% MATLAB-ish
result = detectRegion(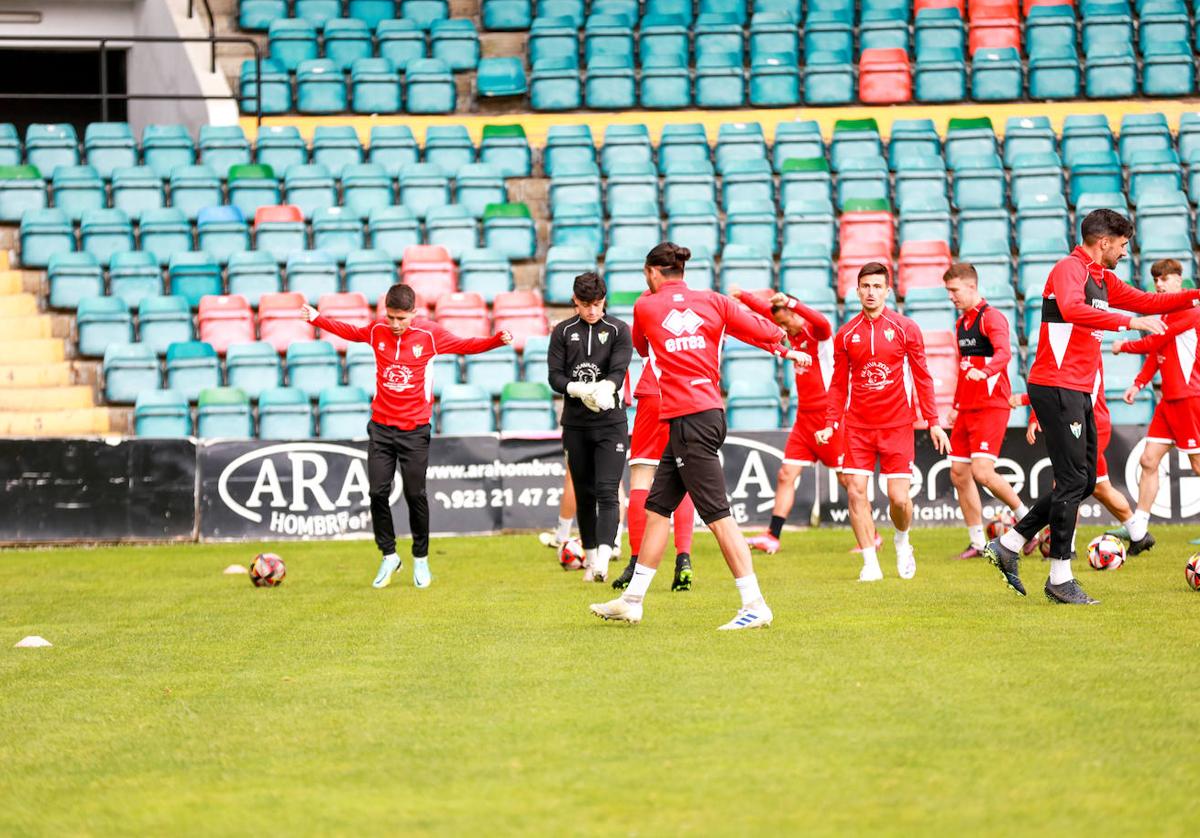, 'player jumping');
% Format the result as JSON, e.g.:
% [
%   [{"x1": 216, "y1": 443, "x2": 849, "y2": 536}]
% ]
[
  {"x1": 303, "y1": 284, "x2": 512, "y2": 589},
  {"x1": 941, "y1": 262, "x2": 1029, "y2": 559},
  {"x1": 817, "y1": 262, "x2": 950, "y2": 581}
]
